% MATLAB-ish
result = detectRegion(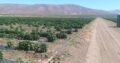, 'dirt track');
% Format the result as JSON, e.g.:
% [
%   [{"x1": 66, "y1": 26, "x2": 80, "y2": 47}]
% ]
[
  {"x1": 86, "y1": 18, "x2": 120, "y2": 63},
  {"x1": 64, "y1": 18, "x2": 120, "y2": 63},
  {"x1": 47, "y1": 17, "x2": 120, "y2": 63}
]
